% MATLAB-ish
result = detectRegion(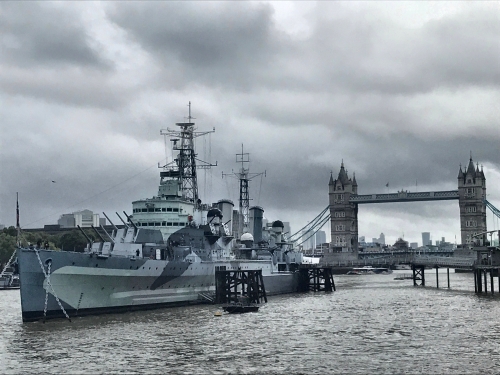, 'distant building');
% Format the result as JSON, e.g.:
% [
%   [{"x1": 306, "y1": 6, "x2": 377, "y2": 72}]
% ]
[
  {"x1": 315, "y1": 230, "x2": 326, "y2": 246},
  {"x1": 422, "y1": 232, "x2": 431, "y2": 247},
  {"x1": 393, "y1": 238, "x2": 409, "y2": 251},
  {"x1": 371, "y1": 233, "x2": 385, "y2": 245},
  {"x1": 410, "y1": 242, "x2": 418, "y2": 249},
  {"x1": 301, "y1": 230, "x2": 314, "y2": 251},
  {"x1": 57, "y1": 209, "x2": 105, "y2": 228}
]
